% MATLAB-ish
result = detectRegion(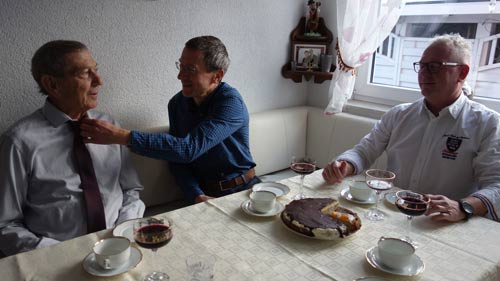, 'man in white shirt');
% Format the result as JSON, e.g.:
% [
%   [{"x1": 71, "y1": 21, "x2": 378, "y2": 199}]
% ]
[
  {"x1": 323, "y1": 34, "x2": 500, "y2": 223},
  {"x1": 0, "y1": 40, "x2": 145, "y2": 257}
]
